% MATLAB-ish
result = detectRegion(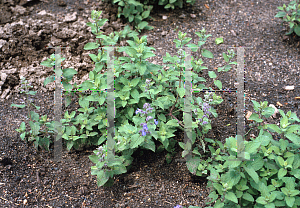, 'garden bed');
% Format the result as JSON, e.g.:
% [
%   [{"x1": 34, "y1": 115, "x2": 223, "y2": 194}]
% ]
[{"x1": 0, "y1": 0, "x2": 300, "y2": 207}]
